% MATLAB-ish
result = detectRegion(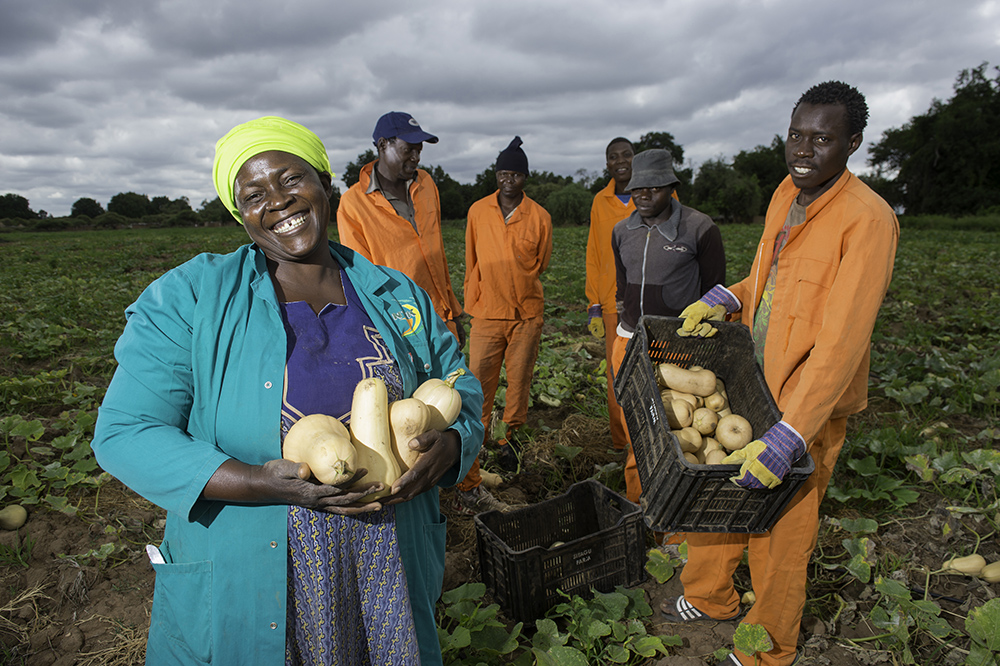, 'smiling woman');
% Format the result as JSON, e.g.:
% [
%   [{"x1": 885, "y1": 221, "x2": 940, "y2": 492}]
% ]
[{"x1": 90, "y1": 116, "x2": 484, "y2": 665}]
